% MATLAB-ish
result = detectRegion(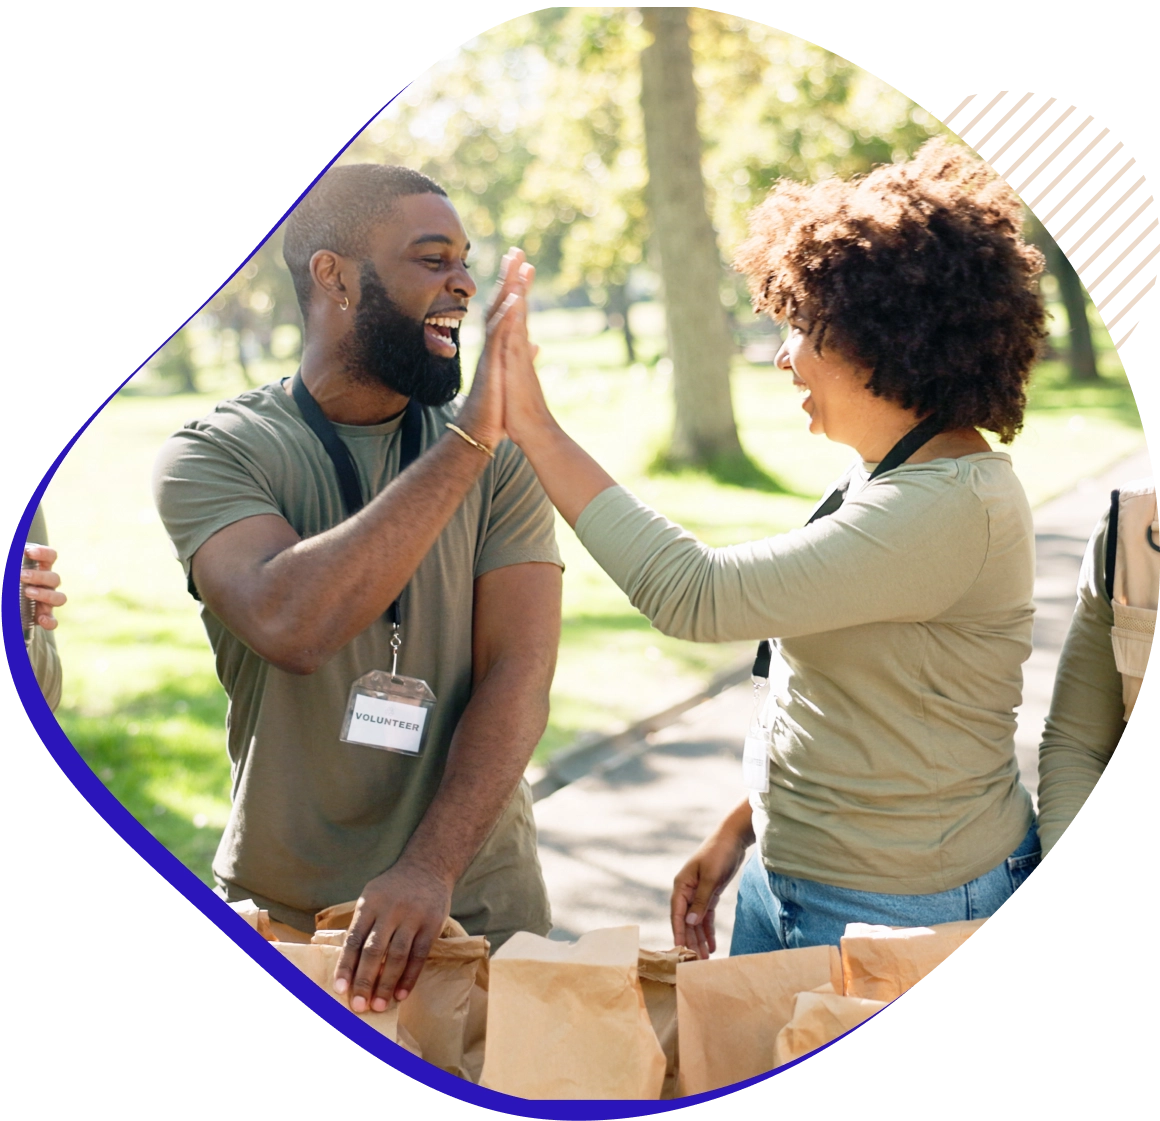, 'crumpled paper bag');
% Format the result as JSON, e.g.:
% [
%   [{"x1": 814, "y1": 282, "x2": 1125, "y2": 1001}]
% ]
[
  {"x1": 227, "y1": 900, "x2": 417, "y2": 1058},
  {"x1": 272, "y1": 941, "x2": 415, "y2": 1050},
  {"x1": 638, "y1": 947, "x2": 697, "y2": 1099},
  {"x1": 676, "y1": 945, "x2": 841, "y2": 1095},
  {"x1": 841, "y1": 919, "x2": 986, "y2": 1001},
  {"x1": 773, "y1": 985, "x2": 887, "y2": 1067},
  {"x1": 480, "y1": 926, "x2": 666, "y2": 1100},
  {"x1": 310, "y1": 905, "x2": 487, "y2": 1078},
  {"x1": 229, "y1": 897, "x2": 314, "y2": 943}
]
